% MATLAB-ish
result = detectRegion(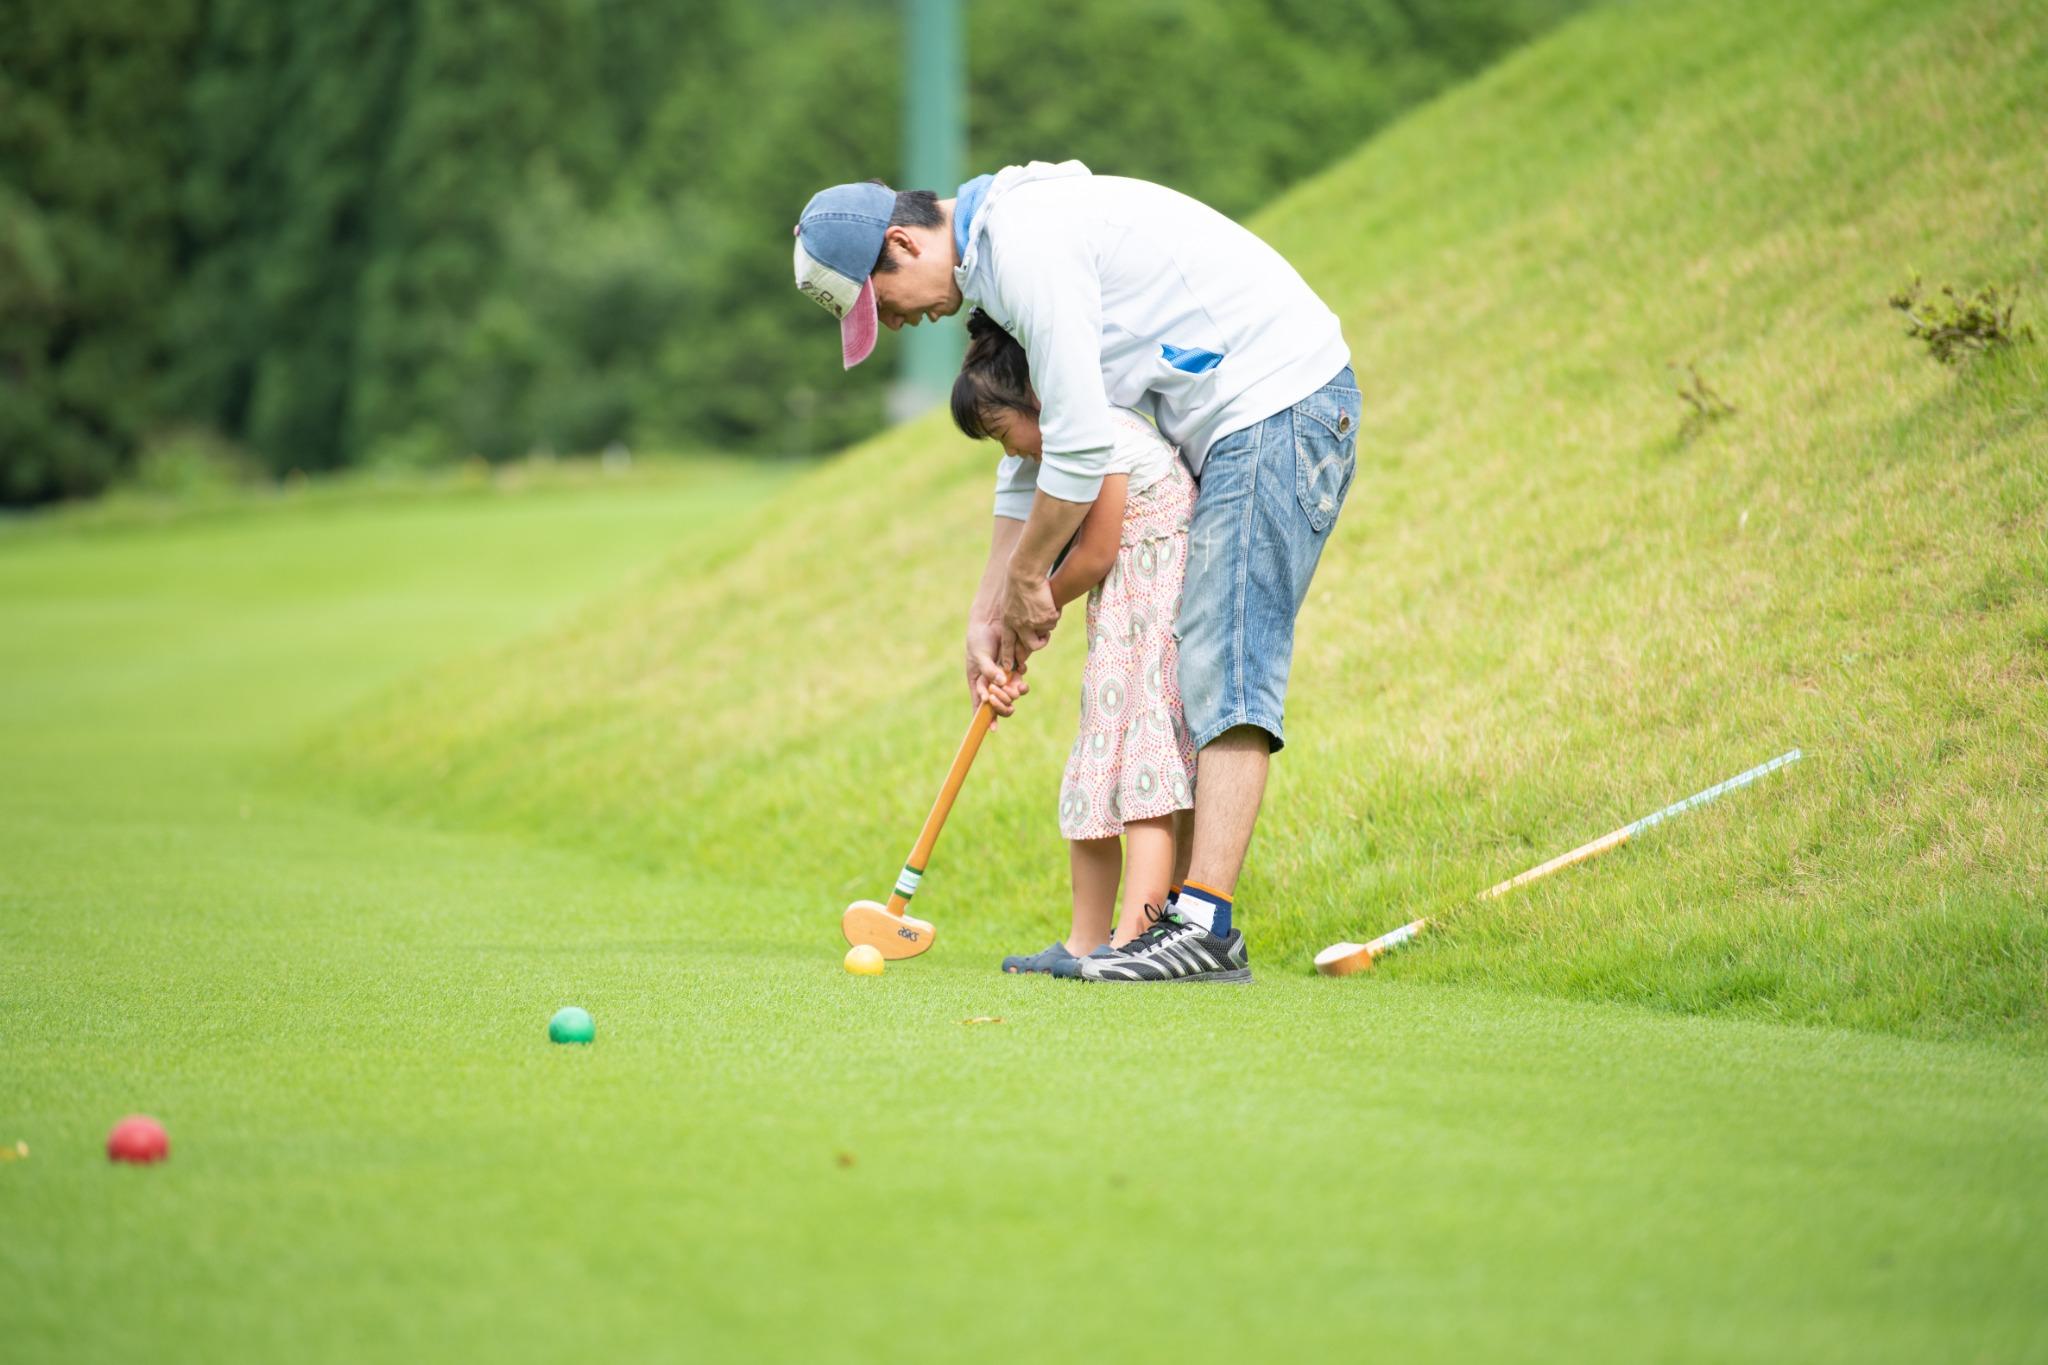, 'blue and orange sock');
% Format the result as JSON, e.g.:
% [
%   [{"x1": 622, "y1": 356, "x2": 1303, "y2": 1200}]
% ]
[{"x1": 1177, "y1": 881, "x2": 1232, "y2": 938}]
